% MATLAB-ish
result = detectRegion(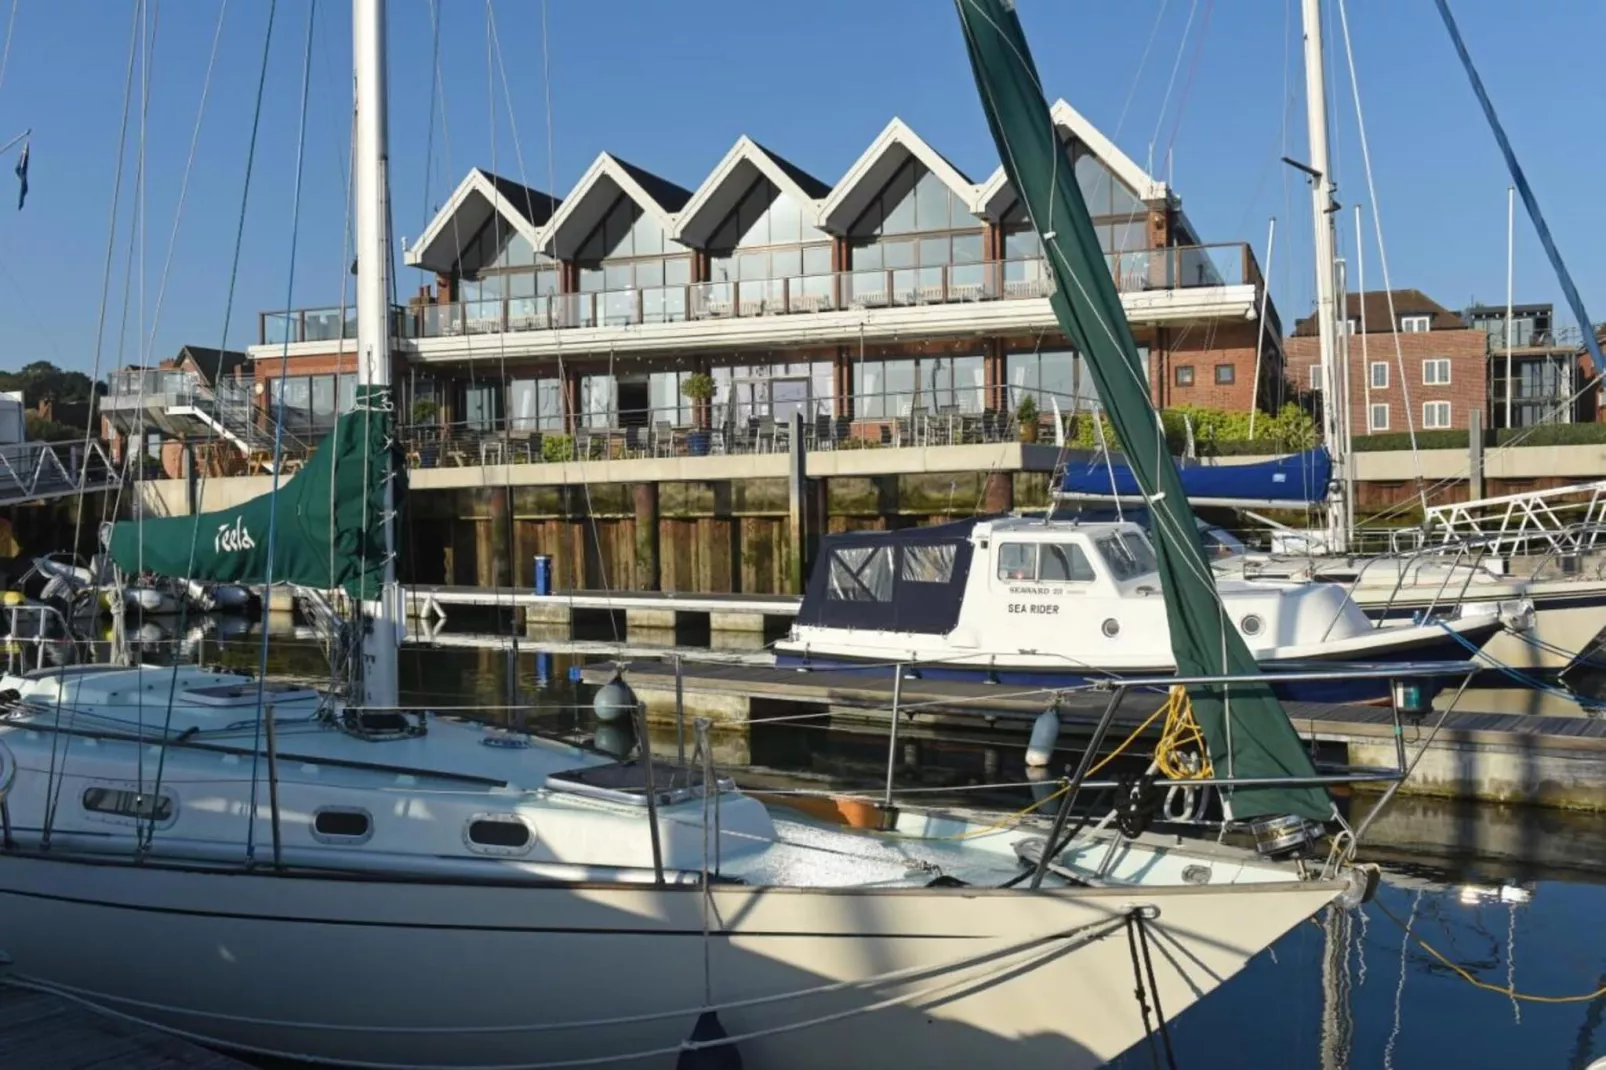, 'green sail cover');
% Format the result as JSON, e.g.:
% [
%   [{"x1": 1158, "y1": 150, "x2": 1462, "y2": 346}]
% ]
[
  {"x1": 955, "y1": 0, "x2": 1329, "y2": 821},
  {"x1": 108, "y1": 395, "x2": 400, "y2": 601}
]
